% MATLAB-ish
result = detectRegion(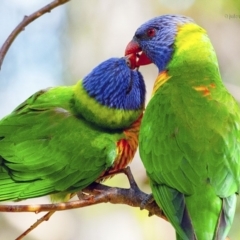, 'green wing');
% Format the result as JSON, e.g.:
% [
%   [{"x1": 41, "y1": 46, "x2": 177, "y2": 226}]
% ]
[
  {"x1": 140, "y1": 78, "x2": 240, "y2": 239},
  {"x1": 0, "y1": 86, "x2": 119, "y2": 201}
]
